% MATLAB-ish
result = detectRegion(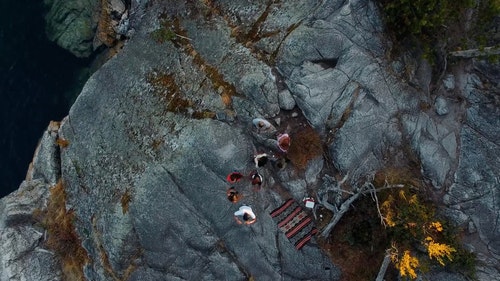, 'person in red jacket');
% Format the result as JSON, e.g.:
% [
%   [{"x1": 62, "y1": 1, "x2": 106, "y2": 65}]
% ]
[{"x1": 226, "y1": 171, "x2": 244, "y2": 183}]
